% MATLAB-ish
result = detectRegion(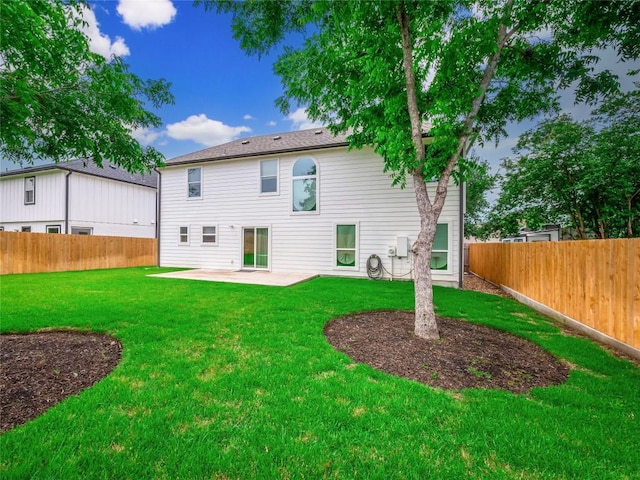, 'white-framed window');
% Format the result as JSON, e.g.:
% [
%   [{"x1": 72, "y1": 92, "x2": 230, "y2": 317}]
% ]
[
  {"x1": 202, "y1": 226, "x2": 217, "y2": 245},
  {"x1": 430, "y1": 223, "x2": 450, "y2": 272},
  {"x1": 335, "y1": 223, "x2": 358, "y2": 269},
  {"x1": 24, "y1": 176, "x2": 35, "y2": 205},
  {"x1": 21, "y1": 226, "x2": 31, "y2": 232},
  {"x1": 0, "y1": 227, "x2": 4, "y2": 231},
  {"x1": 46, "y1": 225, "x2": 61, "y2": 234},
  {"x1": 260, "y1": 159, "x2": 278, "y2": 194},
  {"x1": 292, "y1": 157, "x2": 317, "y2": 213},
  {"x1": 71, "y1": 227, "x2": 92, "y2": 235},
  {"x1": 179, "y1": 226, "x2": 189, "y2": 244},
  {"x1": 187, "y1": 167, "x2": 202, "y2": 198}
]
